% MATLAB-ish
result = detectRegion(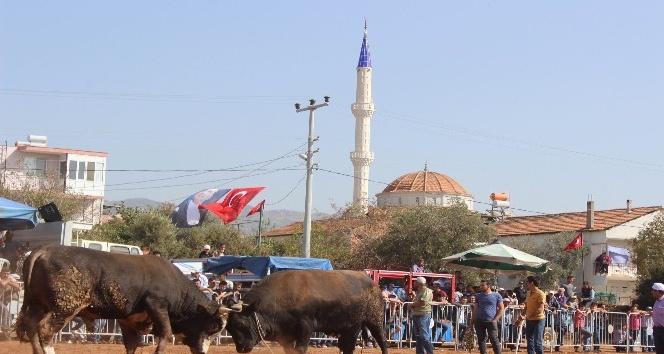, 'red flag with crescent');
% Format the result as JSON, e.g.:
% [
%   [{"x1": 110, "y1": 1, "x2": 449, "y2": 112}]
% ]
[
  {"x1": 199, "y1": 187, "x2": 265, "y2": 224},
  {"x1": 246, "y1": 199, "x2": 265, "y2": 217},
  {"x1": 564, "y1": 233, "x2": 583, "y2": 251}
]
